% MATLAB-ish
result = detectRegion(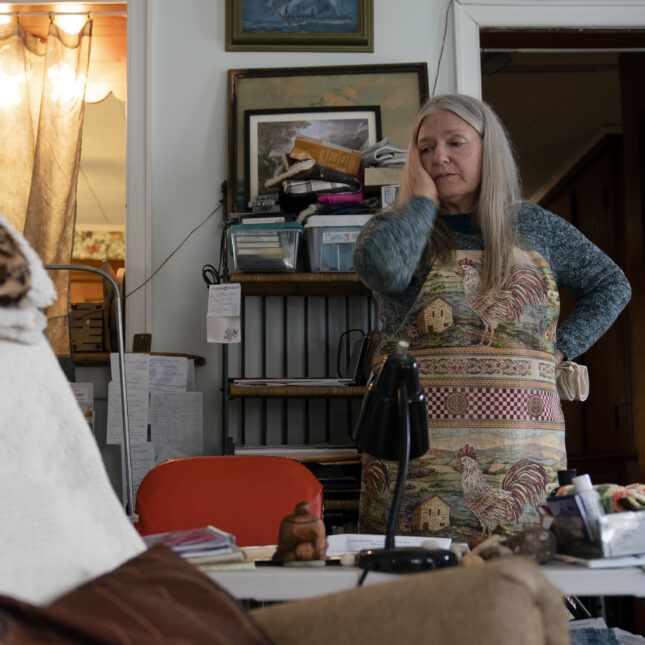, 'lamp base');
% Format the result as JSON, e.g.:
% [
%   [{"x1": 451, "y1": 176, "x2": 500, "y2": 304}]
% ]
[{"x1": 357, "y1": 547, "x2": 457, "y2": 574}]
